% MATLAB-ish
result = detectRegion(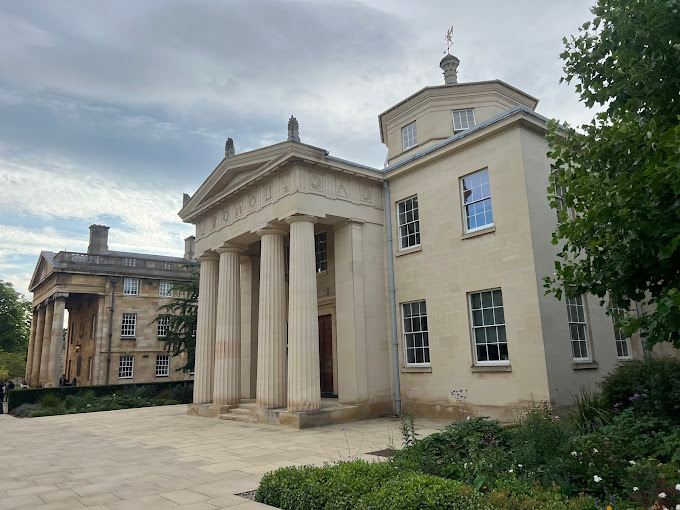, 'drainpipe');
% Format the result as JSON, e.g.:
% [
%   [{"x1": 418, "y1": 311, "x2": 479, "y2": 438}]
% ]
[
  {"x1": 105, "y1": 278, "x2": 118, "y2": 384},
  {"x1": 383, "y1": 181, "x2": 402, "y2": 415}
]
